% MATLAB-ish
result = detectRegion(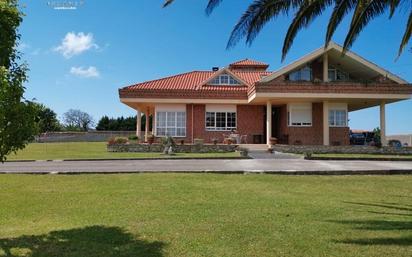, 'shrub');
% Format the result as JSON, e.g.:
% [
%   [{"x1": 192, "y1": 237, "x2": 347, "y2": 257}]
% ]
[
  {"x1": 304, "y1": 151, "x2": 313, "y2": 159},
  {"x1": 161, "y1": 136, "x2": 176, "y2": 147},
  {"x1": 238, "y1": 147, "x2": 249, "y2": 157},
  {"x1": 128, "y1": 135, "x2": 138, "y2": 141},
  {"x1": 108, "y1": 137, "x2": 129, "y2": 145},
  {"x1": 107, "y1": 137, "x2": 116, "y2": 145},
  {"x1": 211, "y1": 138, "x2": 219, "y2": 145}
]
